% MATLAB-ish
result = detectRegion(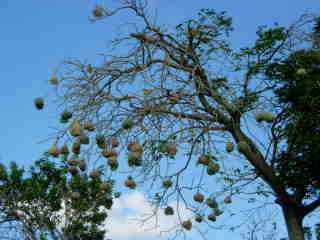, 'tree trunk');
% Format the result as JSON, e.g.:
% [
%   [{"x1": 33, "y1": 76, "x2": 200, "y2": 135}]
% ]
[{"x1": 282, "y1": 206, "x2": 305, "y2": 240}]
